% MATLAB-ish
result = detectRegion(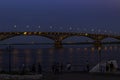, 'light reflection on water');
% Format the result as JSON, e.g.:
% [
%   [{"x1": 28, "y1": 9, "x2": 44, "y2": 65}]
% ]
[{"x1": 0, "y1": 44, "x2": 119, "y2": 71}]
